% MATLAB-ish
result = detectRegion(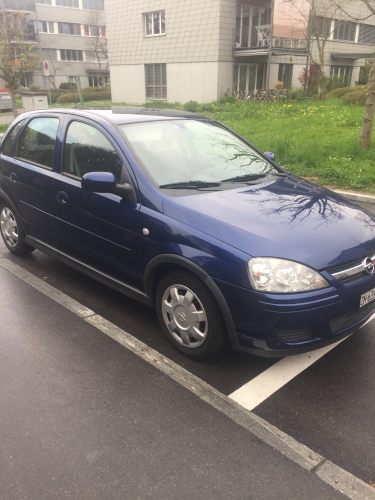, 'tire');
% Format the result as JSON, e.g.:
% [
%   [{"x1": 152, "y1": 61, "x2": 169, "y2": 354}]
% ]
[
  {"x1": 156, "y1": 270, "x2": 227, "y2": 359},
  {"x1": 0, "y1": 202, "x2": 34, "y2": 256}
]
